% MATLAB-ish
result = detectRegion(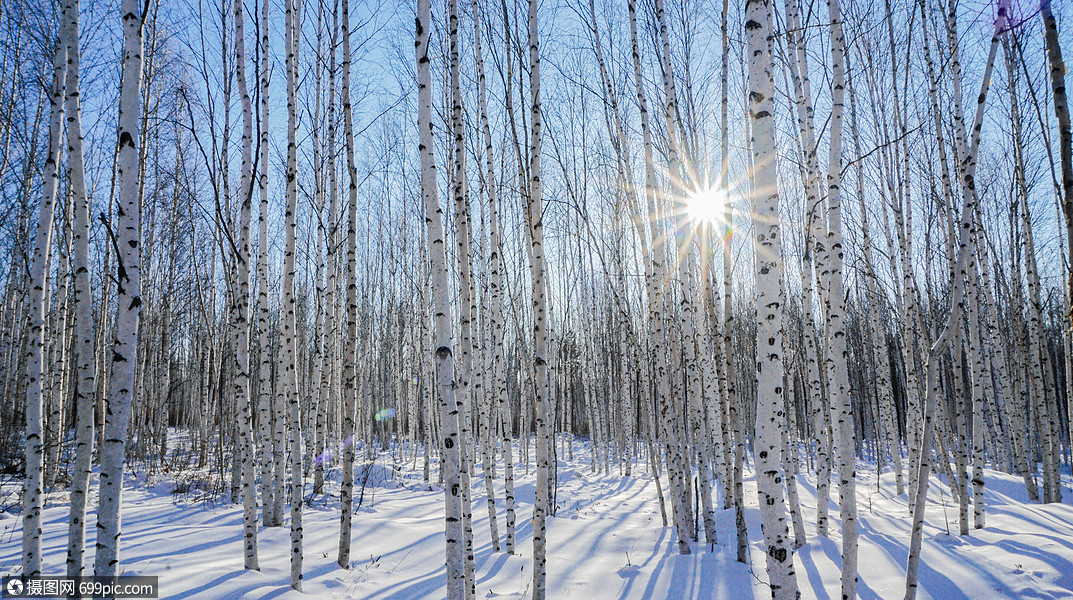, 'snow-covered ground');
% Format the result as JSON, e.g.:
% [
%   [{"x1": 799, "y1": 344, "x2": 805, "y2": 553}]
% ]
[{"x1": 1, "y1": 442, "x2": 1071, "y2": 599}]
